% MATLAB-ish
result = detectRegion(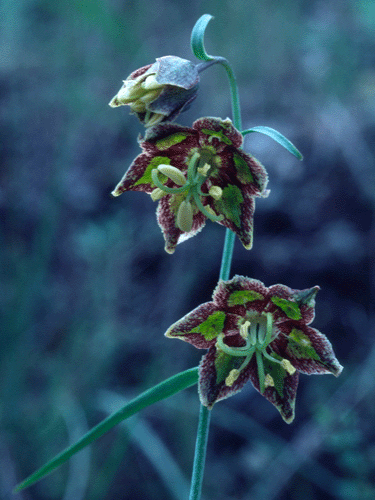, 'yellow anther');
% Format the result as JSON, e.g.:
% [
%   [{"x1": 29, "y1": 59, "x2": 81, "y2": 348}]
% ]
[
  {"x1": 264, "y1": 374, "x2": 274, "y2": 388},
  {"x1": 208, "y1": 186, "x2": 223, "y2": 200},
  {"x1": 157, "y1": 165, "x2": 186, "y2": 186},
  {"x1": 150, "y1": 188, "x2": 167, "y2": 201},
  {"x1": 197, "y1": 163, "x2": 211, "y2": 176},
  {"x1": 240, "y1": 320, "x2": 250, "y2": 339},
  {"x1": 225, "y1": 369, "x2": 240, "y2": 387},
  {"x1": 281, "y1": 359, "x2": 296, "y2": 375},
  {"x1": 204, "y1": 205, "x2": 222, "y2": 219},
  {"x1": 176, "y1": 200, "x2": 193, "y2": 232}
]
